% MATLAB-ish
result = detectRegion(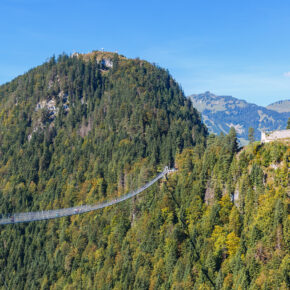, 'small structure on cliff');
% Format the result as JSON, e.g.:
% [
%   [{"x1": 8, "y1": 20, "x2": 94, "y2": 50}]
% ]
[{"x1": 261, "y1": 129, "x2": 290, "y2": 143}]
